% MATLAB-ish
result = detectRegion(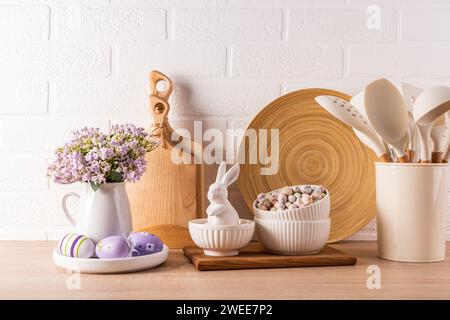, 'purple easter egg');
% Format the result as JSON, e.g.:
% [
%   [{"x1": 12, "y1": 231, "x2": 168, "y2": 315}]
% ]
[
  {"x1": 128, "y1": 232, "x2": 163, "y2": 256},
  {"x1": 58, "y1": 233, "x2": 95, "y2": 258},
  {"x1": 95, "y1": 236, "x2": 131, "y2": 259}
]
